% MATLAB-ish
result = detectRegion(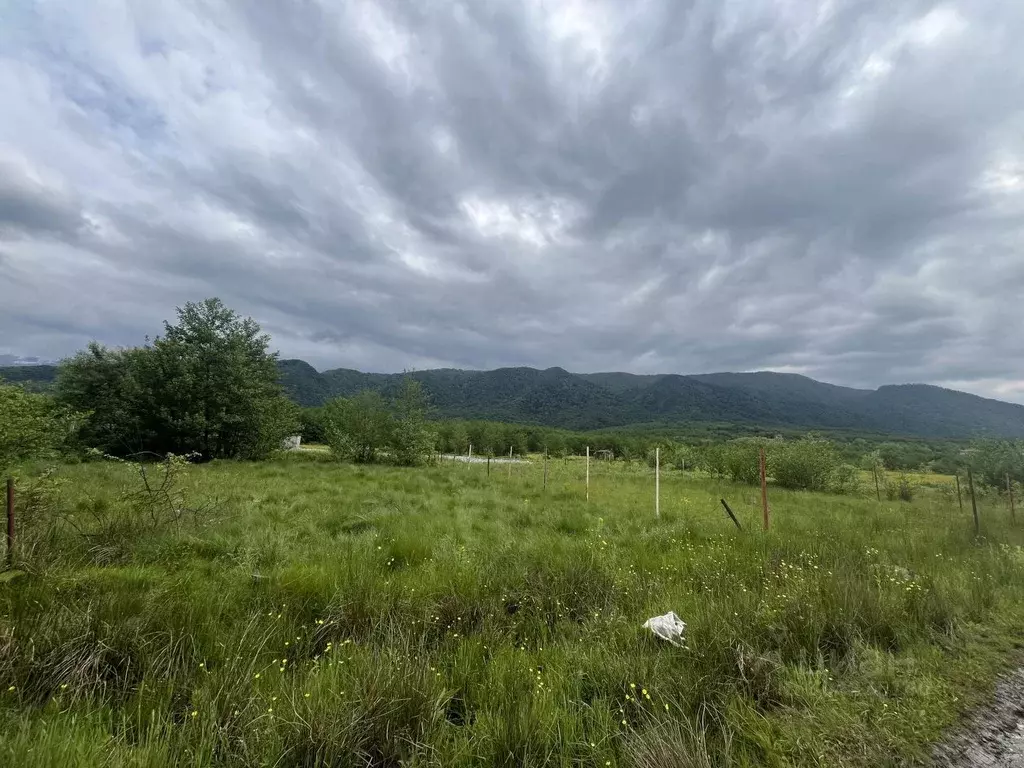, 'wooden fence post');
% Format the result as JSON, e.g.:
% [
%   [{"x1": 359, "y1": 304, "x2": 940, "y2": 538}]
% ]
[
  {"x1": 5, "y1": 478, "x2": 13, "y2": 570},
  {"x1": 955, "y1": 475, "x2": 963, "y2": 514},
  {"x1": 759, "y1": 447, "x2": 770, "y2": 531},
  {"x1": 968, "y1": 468, "x2": 980, "y2": 536},
  {"x1": 487, "y1": 455, "x2": 491, "y2": 476},
  {"x1": 720, "y1": 499, "x2": 742, "y2": 530},
  {"x1": 873, "y1": 467, "x2": 881, "y2": 502},
  {"x1": 543, "y1": 450, "x2": 548, "y2": 491},
  {"x1": 508, "y1": 446, "x2": 513, "y2": 479}
]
